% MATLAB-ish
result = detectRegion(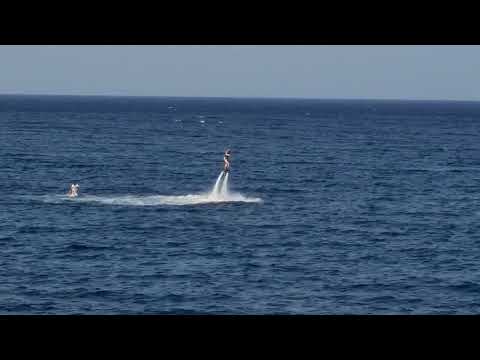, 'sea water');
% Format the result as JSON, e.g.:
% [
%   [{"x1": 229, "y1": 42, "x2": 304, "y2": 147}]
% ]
[{"x1": 2, "y1": 95, "x2": 480, "y2": 314}]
